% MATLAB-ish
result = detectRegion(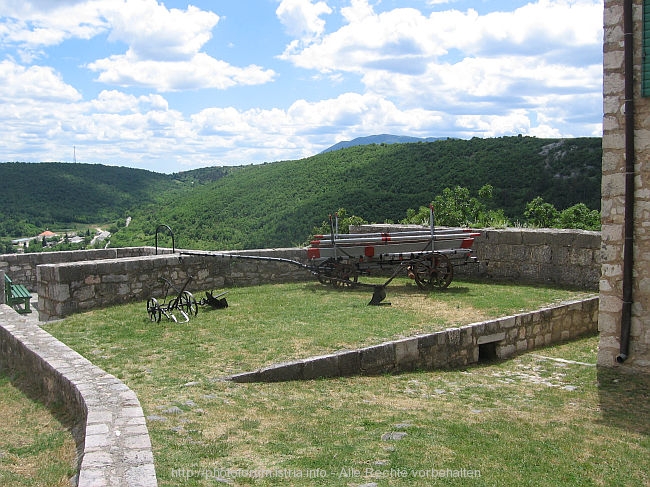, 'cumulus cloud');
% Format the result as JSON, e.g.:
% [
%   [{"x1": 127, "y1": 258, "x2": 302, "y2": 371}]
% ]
[
  {"x1": 0, "y1": 0, "x2": 109, "y2": 62},
  {"x1": 277, "y1": 0, "x2": 602, "y2": 140},
  {"x1": 1, "y1": 0, "x2": 277, "y2": 92},
  {"x1": 88, "y1": 52, "x2": 276, "y2": 92},
  {"x1": 276, "y1": 0, "x2": 332, "y2": 41},
  {"x1": 103, "y1": 2, "x2": 219, "y2": 62},
  {"x1": 87, "y1": 0, "x2": 277, "y2": 91},
  {"x1": 0, "y1": 59, "x2": 81, "y2": 101},
  {"x1": 281, "y1": 0, "x2": 601, "y2": 72}
]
